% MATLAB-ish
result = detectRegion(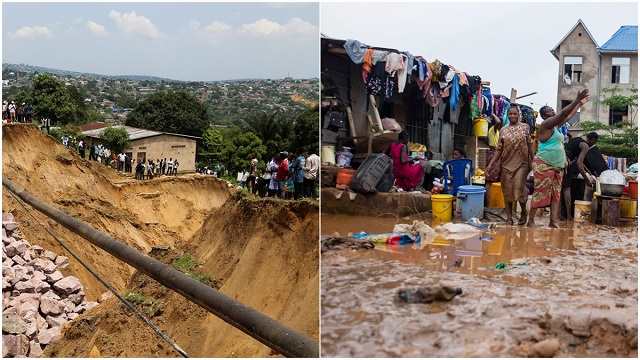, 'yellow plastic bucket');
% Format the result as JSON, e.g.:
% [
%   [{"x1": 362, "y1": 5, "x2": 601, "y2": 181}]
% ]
[
  {"x1": 431, "y1": 194, "x2": 454, "y2": 222},
  {"x1": 574, "y1": 200, "x2": 591, "y2": 222},
  {"x1": 473, "y1": 117, "x2": 489, "y2": 137},
  {"x1": 620, "y1": 198, "x2": 637, "y2": 218},
  {"x1": 487, "y1": 182, "x2": 505, "y2": 209}
]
